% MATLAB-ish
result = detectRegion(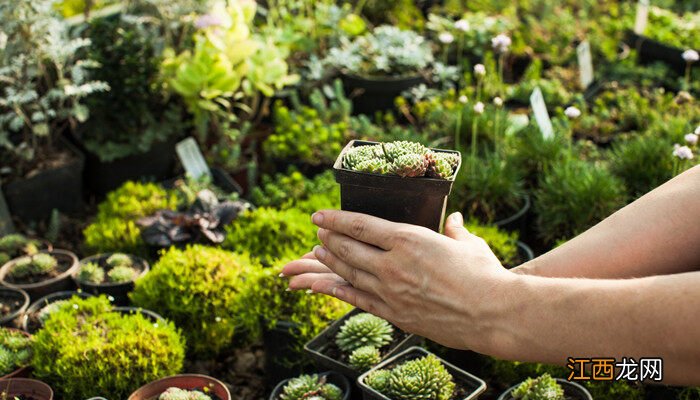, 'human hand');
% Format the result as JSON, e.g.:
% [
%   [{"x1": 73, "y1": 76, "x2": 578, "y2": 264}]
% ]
[{"x1": 281, "y1": 210, "x2": 517, "y2": 351}]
